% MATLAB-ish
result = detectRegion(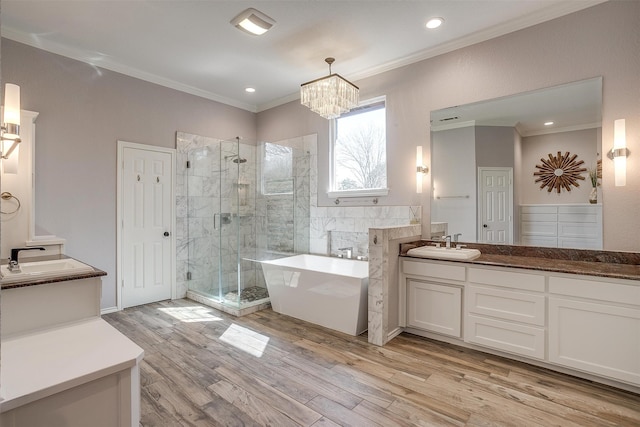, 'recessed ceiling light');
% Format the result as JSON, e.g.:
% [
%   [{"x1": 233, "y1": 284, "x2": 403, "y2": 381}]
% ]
[
  {"x1": 426, "y1": 17, "x2": 444, "y2": 29},
  {"x1": 230, "y1": 8, "x2": 275, "y2": 36},
  {"x1": 544, "y1": 121, "x2": 554, "y2": 126},
  {"x1": 245, "y1": 87, "x2": 256, "y2": 93}
]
